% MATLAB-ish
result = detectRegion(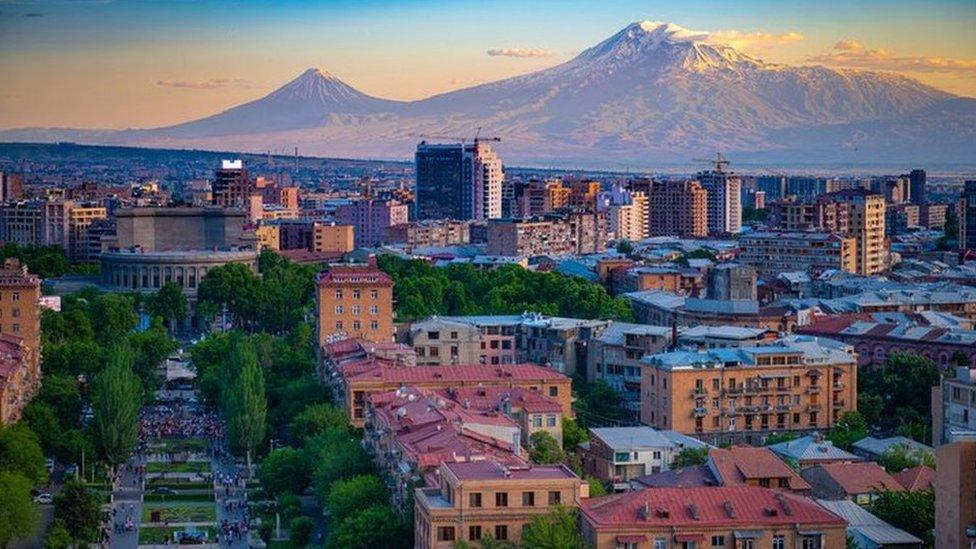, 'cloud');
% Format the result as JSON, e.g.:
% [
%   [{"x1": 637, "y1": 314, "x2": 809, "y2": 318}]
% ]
[
  {"x1": 155, "y1": 78, "x2": 257, "y2": 90},
  {"x1": 705, "y1": 30, "x2": 805, "y2": 52},
  {"x1": 487, "y1": 47, "x2": 553, "y2": 58},
  {"x1": 808, "y1": 41, "x2": 976, "y2": 74}
]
